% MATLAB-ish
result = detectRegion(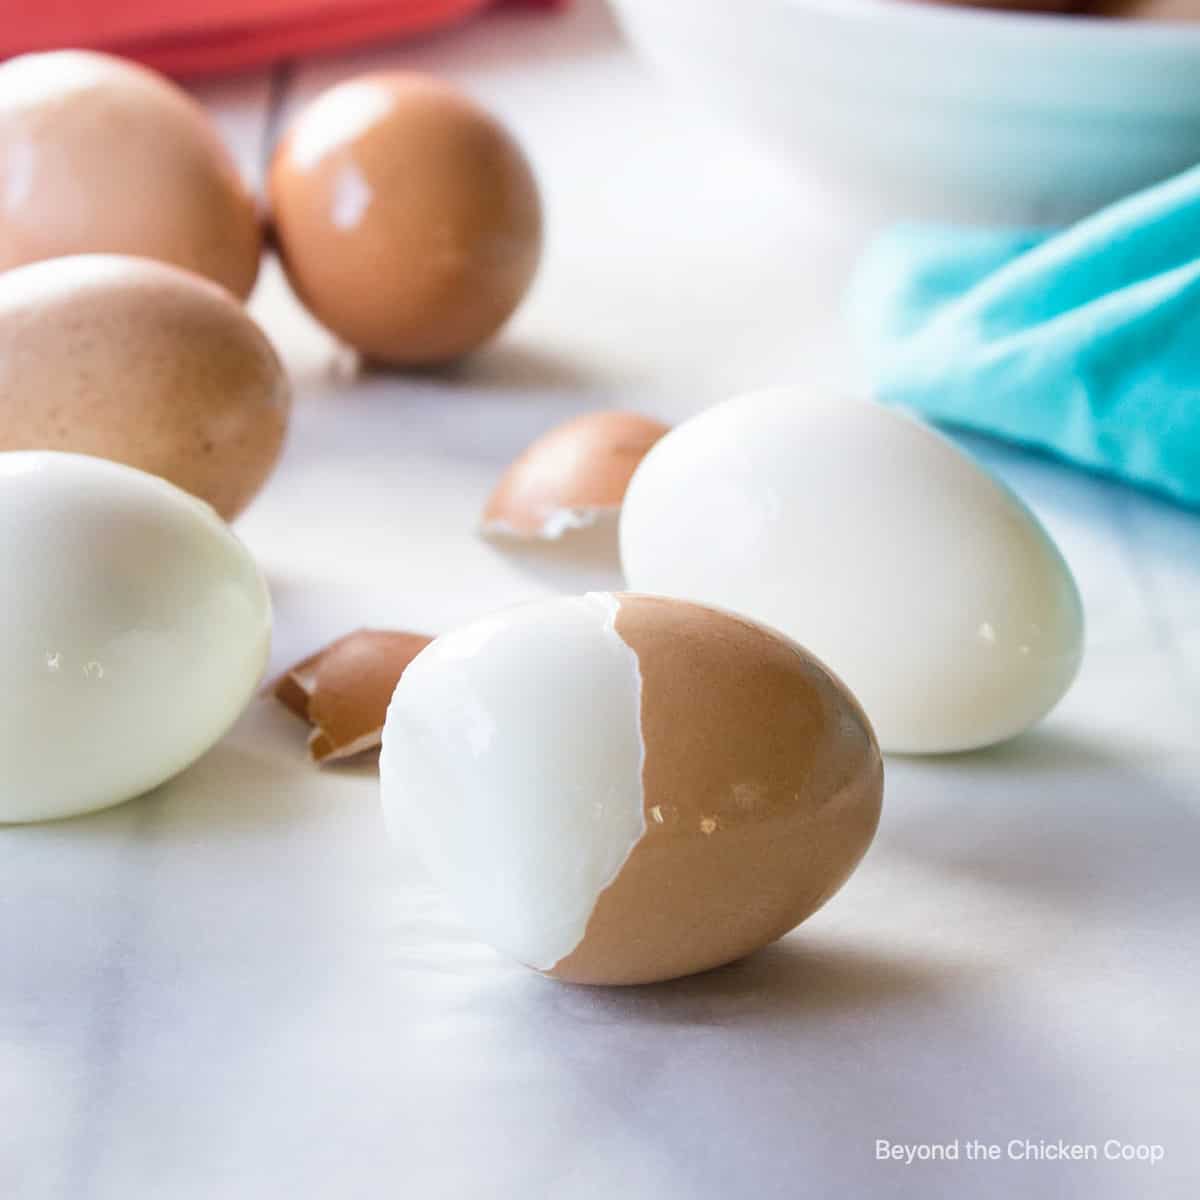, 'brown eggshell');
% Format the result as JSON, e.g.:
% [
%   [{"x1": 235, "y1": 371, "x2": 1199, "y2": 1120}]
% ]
[
  {"x1": 275, "y1": 629, "x2": 433, "y2": 764},
  {"x1": 268, "y1": 72, "x2": 542, "y2": 366},
  {"x1": 0, "y1": 51, "x2": 261, "y2": 297},
  {"x1": 0, "y1": 254, "x2": 290, "y2": 521},
  {"x1": 1094, "y1": 0, "x2": 1199, "y2": 18},
  {"x1": 919, "y1": 0, "x2": 1089, "y2": 11},
  {"x1": 548, "y1": 595, "x2": 883, "y2": 986},
  {"x1": 483, "y1": 411, "x2": 670, "y2": 539}
]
